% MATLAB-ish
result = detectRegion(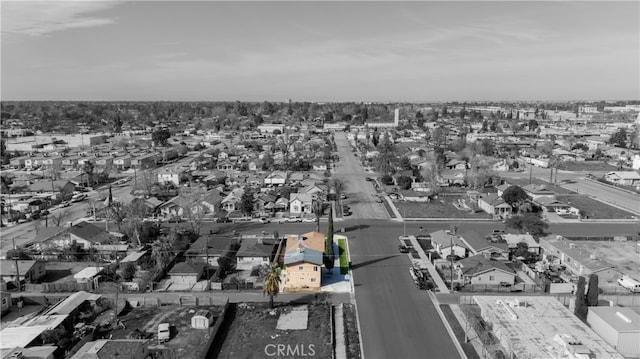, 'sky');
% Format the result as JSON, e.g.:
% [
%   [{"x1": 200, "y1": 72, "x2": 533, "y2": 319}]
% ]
[{"x1": 1, "y1": 1, "x2": 639, "y2": 102}]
